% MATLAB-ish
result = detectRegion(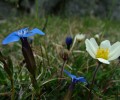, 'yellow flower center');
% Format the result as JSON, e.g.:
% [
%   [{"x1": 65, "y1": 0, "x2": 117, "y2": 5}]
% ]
[{"x1": 96, "y1": 48, "x2": 109, "y2": 60}]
